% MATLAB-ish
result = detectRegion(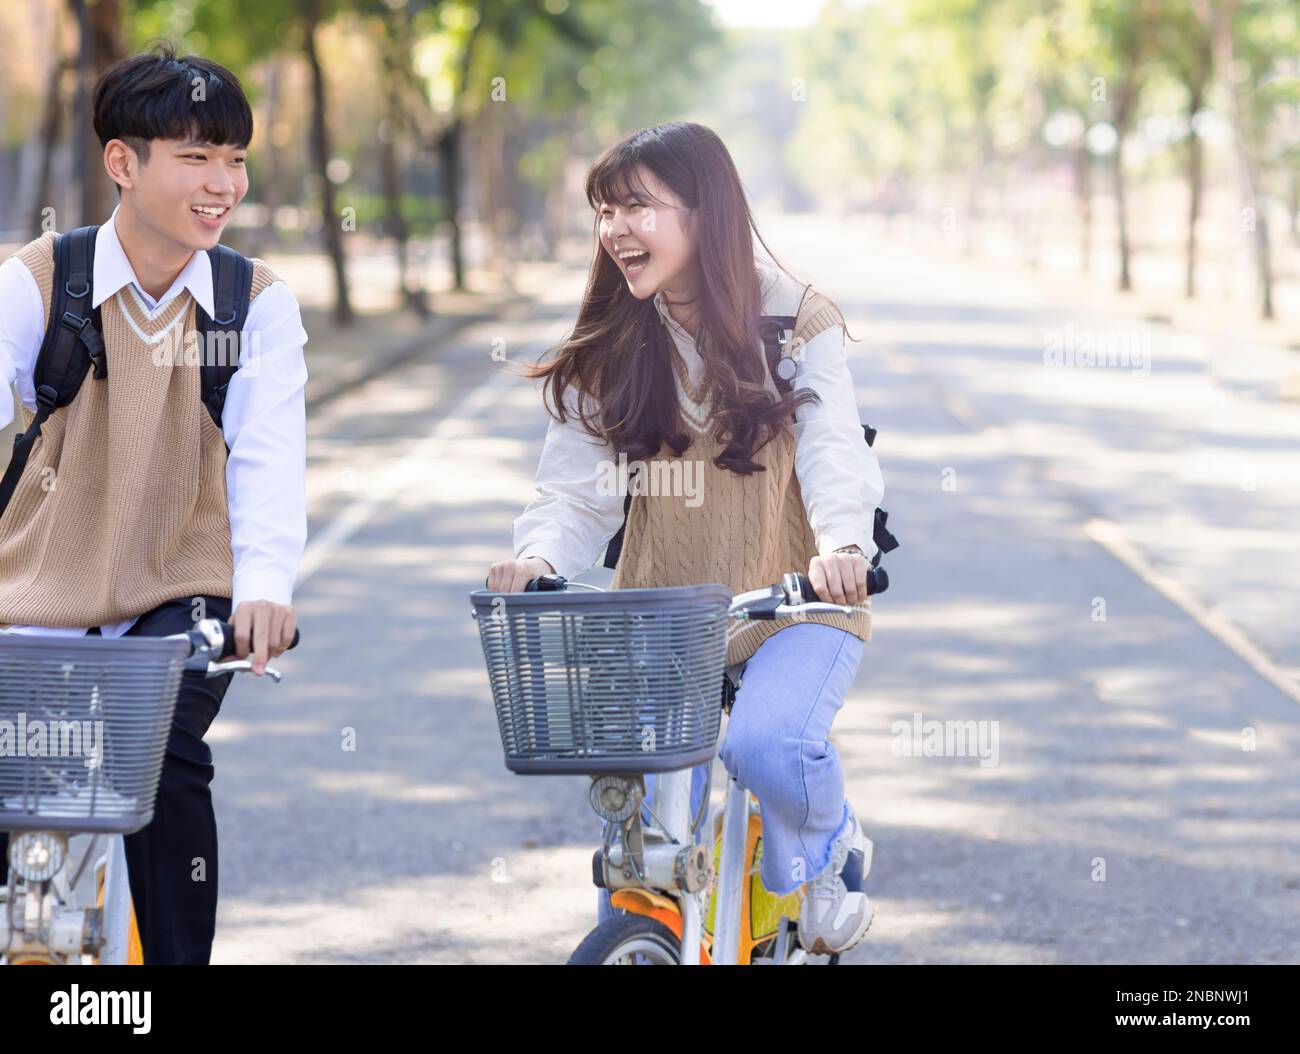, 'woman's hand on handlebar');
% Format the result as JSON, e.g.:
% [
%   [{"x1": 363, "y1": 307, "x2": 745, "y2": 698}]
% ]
[
  {"x1": 808, "y1": 550, "x2": 869, "y2": 606},
  {"x1": 486, "y1": 555, "x2": 555, "y2": 593}
]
